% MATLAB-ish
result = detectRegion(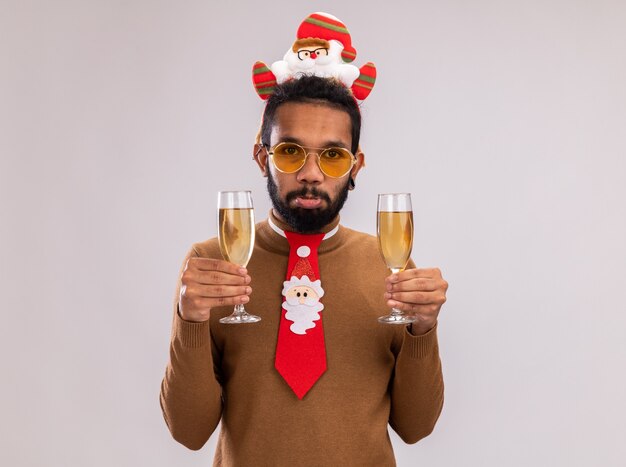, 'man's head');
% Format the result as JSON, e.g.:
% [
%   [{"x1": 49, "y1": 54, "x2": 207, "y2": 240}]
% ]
[
  {"x1": 254, "y1": 76, "x2": 365, "y2": 233},
  {"x1": 259, "y1": 75, "x2": 361, "y2": 154}
]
